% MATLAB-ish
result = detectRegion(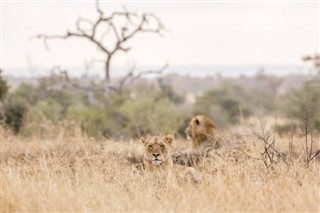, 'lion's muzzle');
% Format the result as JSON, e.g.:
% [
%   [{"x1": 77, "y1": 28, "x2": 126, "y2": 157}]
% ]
[{"x1": 152, "y1": 154, "x2": 162, "y2": 165}]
